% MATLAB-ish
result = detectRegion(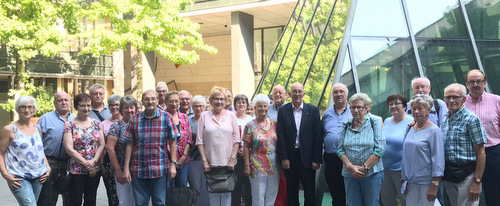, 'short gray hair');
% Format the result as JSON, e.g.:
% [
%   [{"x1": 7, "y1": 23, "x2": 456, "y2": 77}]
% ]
[
  {"x1": 444, "y1": 83, "x2": 467, "y2": 97},
  {"x1": 253, "y1": 94, "x2": 271, "y2": 105},
  {"x1": 179, "y1": 90, "x2": 192, "y2": 98},
  {"x1": 89, "y1": 83, "x2": 105, "y2": 94},
  {"x1": 156, "y1": 81, "x2": 168, "y2": 90},
  {"x1": 409, "y1": 94, "x2": 434, "y2": 111},
  {"x1": 349, "y1": 93, "x2": 369, "y2": 107},
  {"x1": 108, "y1": 94, "x2": 122, "y2": 105},
  {"x1": 248, "y1": 100, "x2": 255, "y2": 107},
  {"x1": 15, "y1": 96, "x2": 38, "y2": 113},
  {"x1": 411, "y1": 77, "x2": 431, "y2": 88},
  {"x1": 192, "y1": 95, "x2": 206, "y2": 107}
]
